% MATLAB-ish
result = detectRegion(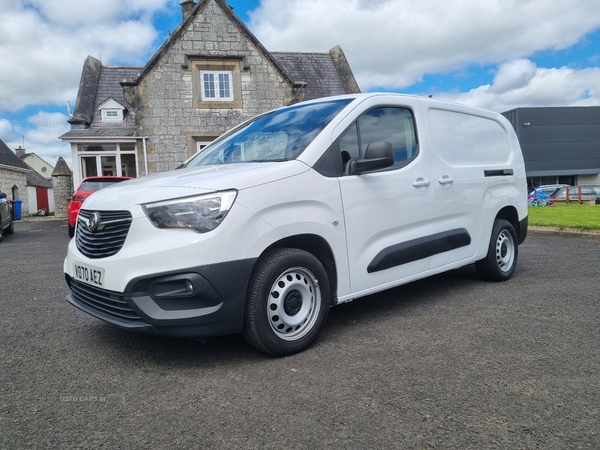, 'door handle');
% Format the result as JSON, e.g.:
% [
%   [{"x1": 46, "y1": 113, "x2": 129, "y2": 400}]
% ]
[
  {"x1": 438, "y1": 176, "x2": 454, "y2": 185},
  {"x1": 412, "y1": 178, "x2": 430, "y2": 188}
]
